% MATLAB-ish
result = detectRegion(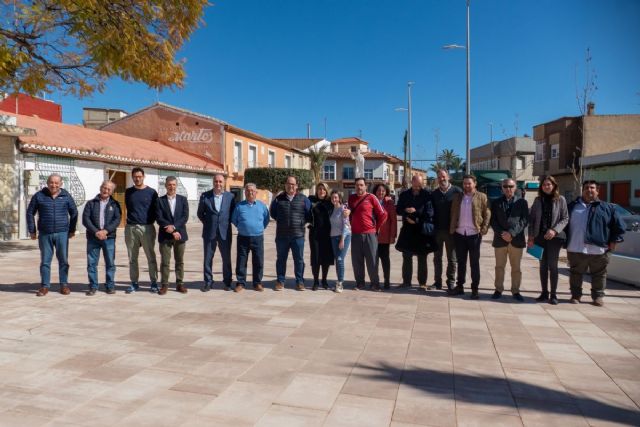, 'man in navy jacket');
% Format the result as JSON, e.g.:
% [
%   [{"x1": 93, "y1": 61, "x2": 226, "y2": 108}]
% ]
[
  {"x1": 82, "y1": 180, "x2": 121, "y2": 295},
  {"x1": 26, "y1": 173, "x2": 78, "y2": 296},
  {"x1": 197, "y1": 173, "x2": 235, "y2": 291},
  {"x1": 566, "y1": 180, "x2": 626, "y2": 306},
  {"x1": 156, "y1": 176, "x2": 189, "y2": 294}
]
